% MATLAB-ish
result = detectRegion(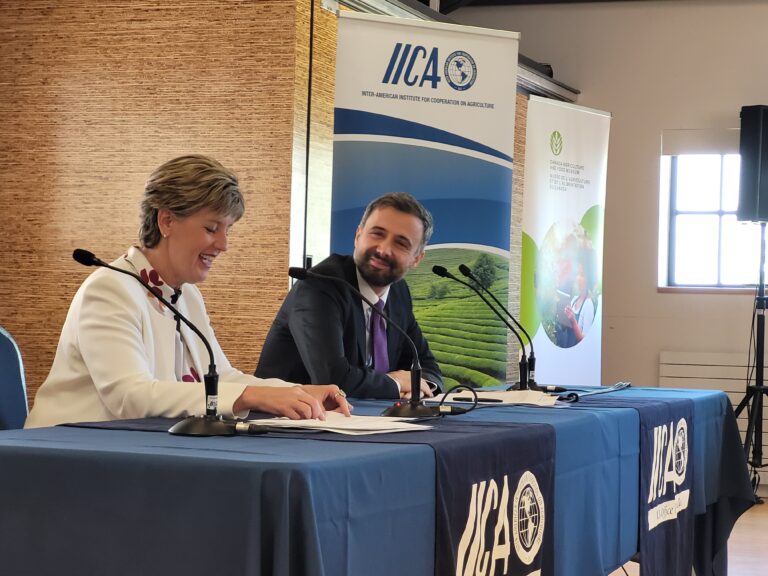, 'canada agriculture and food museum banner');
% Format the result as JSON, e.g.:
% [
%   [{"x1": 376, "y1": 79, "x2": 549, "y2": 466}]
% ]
[
  {"x1": 332, "y1": 12, "x2": 520, "y2": 391},
  {"x1": 520, "y1": 96, "x2": 610, "y2": 387}
]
